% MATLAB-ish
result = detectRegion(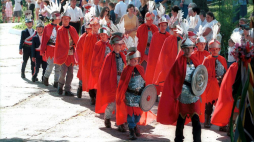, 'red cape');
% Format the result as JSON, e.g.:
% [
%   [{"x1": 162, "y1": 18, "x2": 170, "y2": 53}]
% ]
[
  {"x1": 211, "y1": 62, "x2": 238, "y2": 126},
  {"x1": 95, "y1": 52, "x2": 126, "y2": 114},
  {"x1": 153, "y1": 35, "x2": 178, "y2": 85},
  {"x1": 82, "y1": 33, "x2": 99, "y2": 91},
  {"x1": 88, "y1": 40, "x2": 113, "y2": 90},
  {"x1": 191, "y1": 50, "x2": 210, "y2": 65},
  {"x1": 76, "y1": 33, "x2": 87, "y2": 80},
  {"x1": 137, "y1": 24, "x2": 158, "y2": 62},
  {"x1": 54, "y1": 26, "x2": 79, "y2": 65},
  {"x1": 145, "y1": 31, "x2": 170, "y2": 85},
  {"x1": 40, "y1": 24, "x2": 60, "y2": 60},
  {"x1": 115, "y1": 65, "x2": 156, "y2": 126},
  {"x1": 202, "y1": 55, "x2": 228, "y2": 103},
  {"x1": 157, "y1": 54, "x2": 200, "y2": 125}
]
